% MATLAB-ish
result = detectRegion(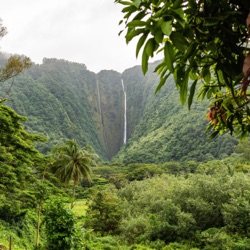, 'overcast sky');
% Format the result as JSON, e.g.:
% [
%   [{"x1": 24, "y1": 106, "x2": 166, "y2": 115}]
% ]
[{"x1": 0, "y1": 0, "x2": 148, "y2": 73}]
